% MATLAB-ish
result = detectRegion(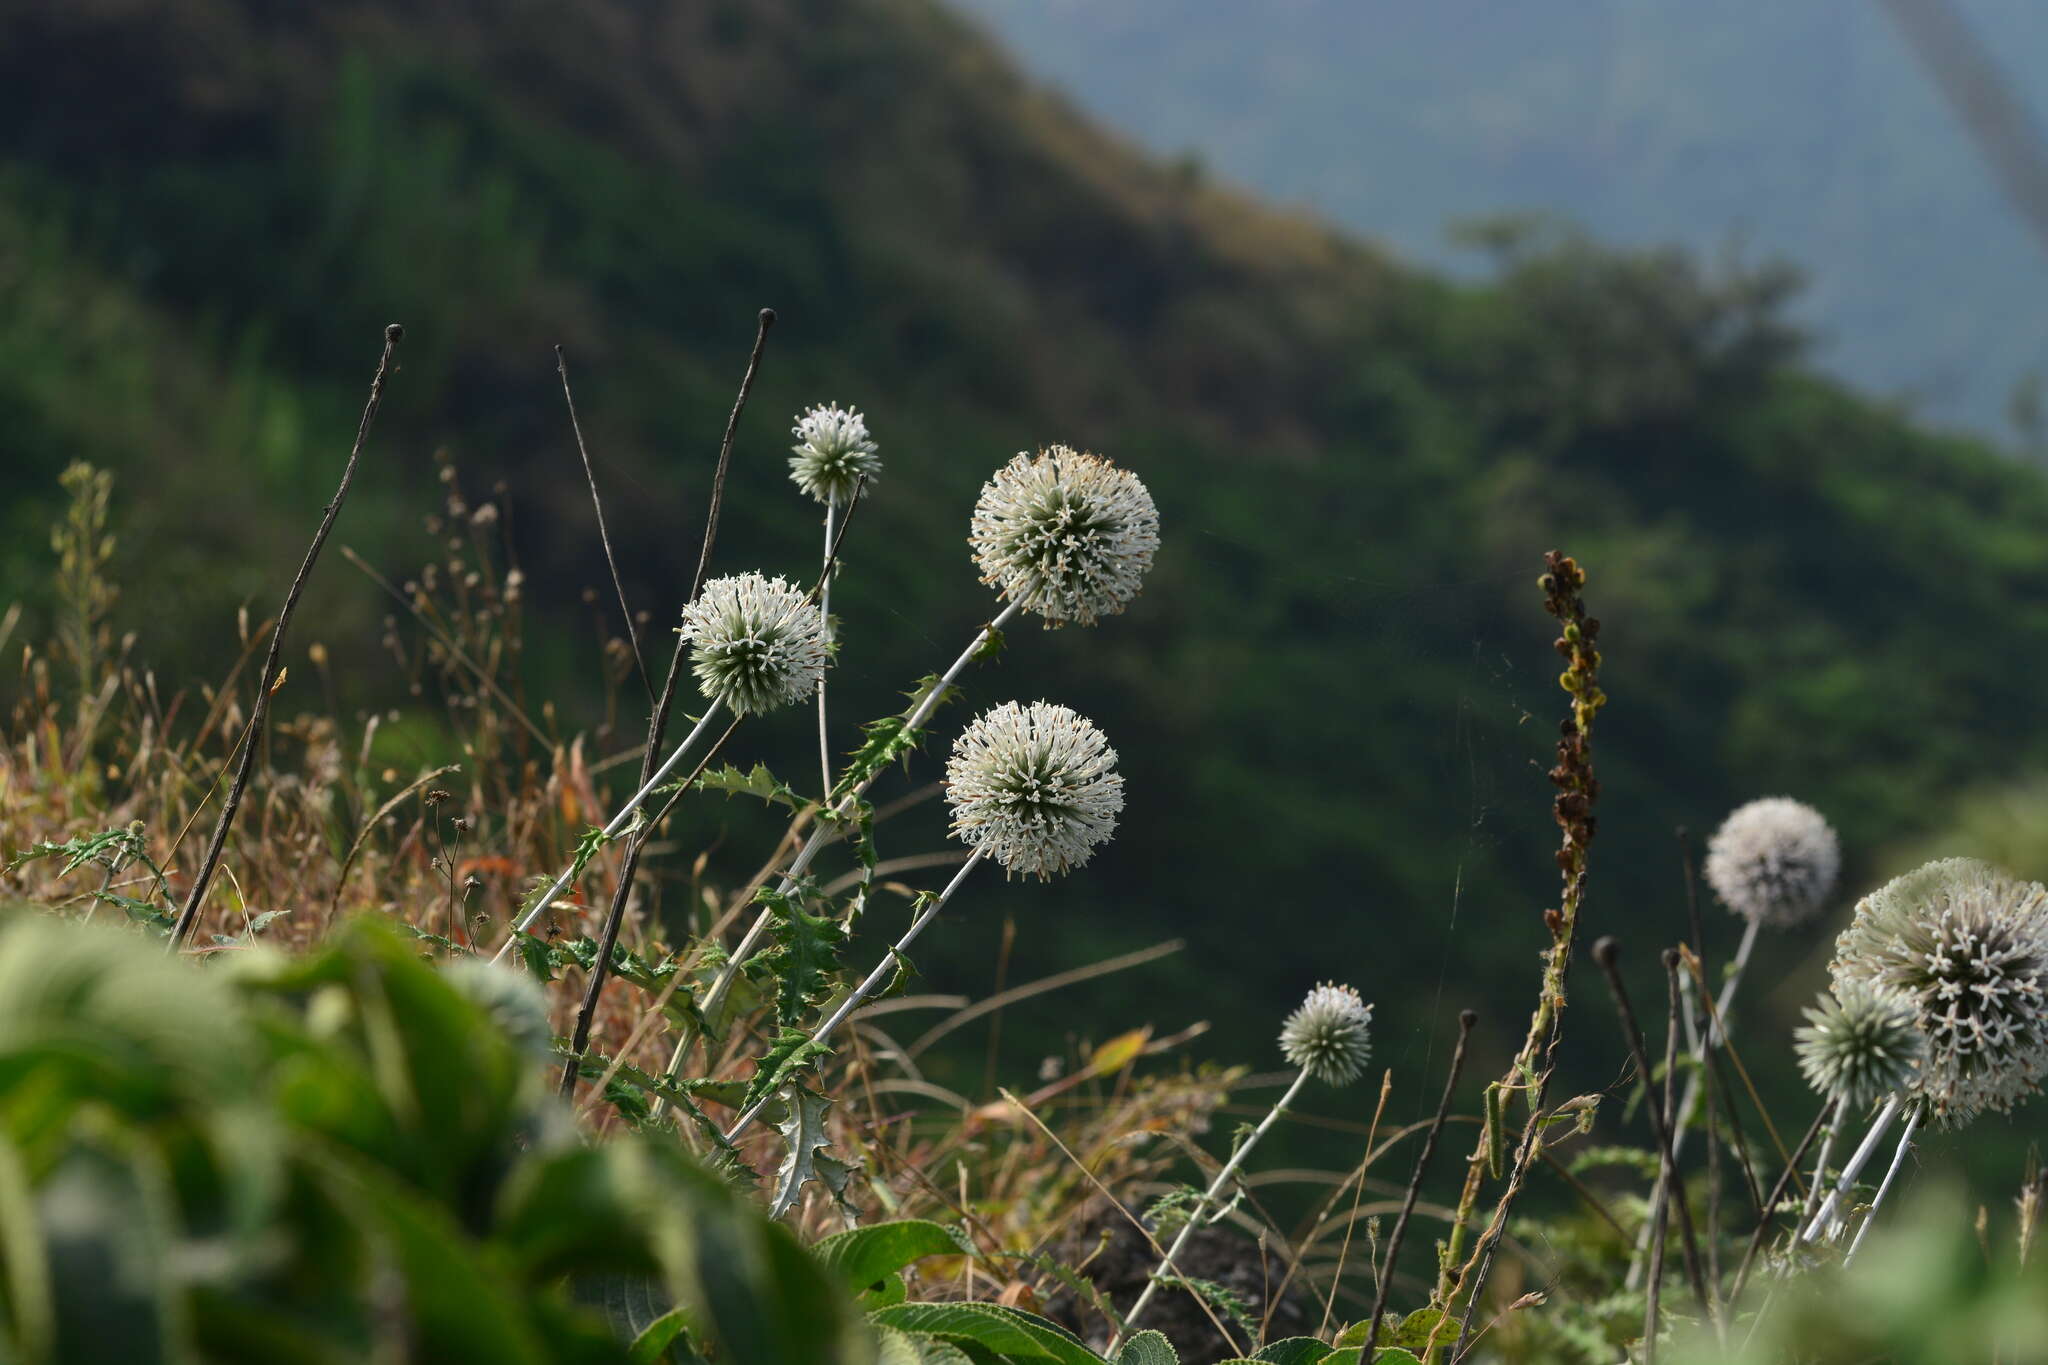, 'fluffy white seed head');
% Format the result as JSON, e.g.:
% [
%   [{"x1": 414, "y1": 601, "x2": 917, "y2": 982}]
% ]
[
  {"x1": 1831, "y1": 857, "x2": 2048, "y2": 1126},
  {"x1": 1279, "y1": 983, "x2": 1374, "y2": 1086},
  {"x1": 945, "y1": 701, "x2": 1122, "y2": 880},
  {"x1": 969, "y1": 447, "x2": 1159, "y2": 627},
  {"x1": 789, "y1": 402, "x2": 880, "y2": 505},
  {"x1": 1704, "y1": 797, "x2": 1841, "y2": 928},
  {"x1": 1795, "y1": 981, "x2": 1924, "y2": 1111},
  {"x1": 680, "y1": 572, "x2": 830, "y2": 716}
]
